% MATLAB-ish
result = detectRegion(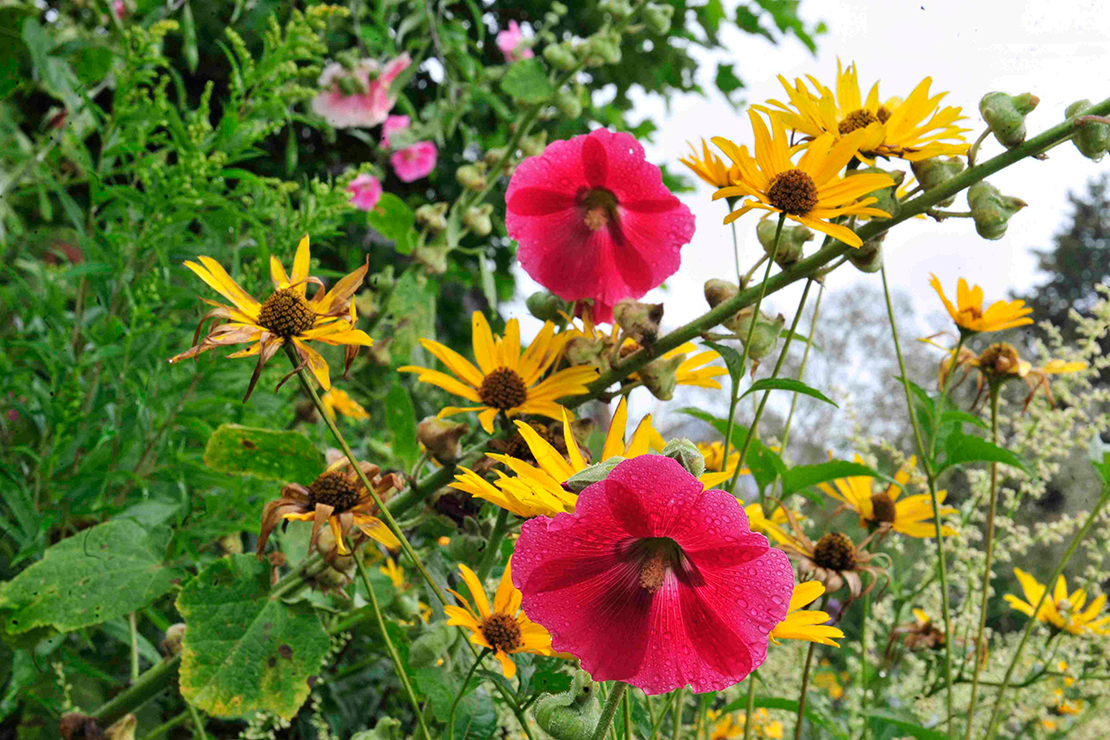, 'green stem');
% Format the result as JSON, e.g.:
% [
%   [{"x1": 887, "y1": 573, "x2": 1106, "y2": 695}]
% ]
[
  {"x1": 967, "y1": 128, "x2": 991, "y2": 168},
  {"x1": 860, "y1": 587, "x2": 871, "y2": 740},
  {"x1": 624, "y1": 687, "x2": 633, "y2": 740},
  {"x1": 353, "y1": 553, "x2": 432, "y2": 740},
  {"x1": 964, "y1": 385, "x2": 1002, "y2": 740},
  {"x1": 592, "y1": 683, "x2": 629, "y2": 740},
  {"x1": 779, "y1": 280, "x2": 824, "y2": 451},
  {"x1": 448, "y1": 649, "x2": 489, "y2": 739},
  {"x1": 793, "y1": 640, "x2": 819, "y2": 740},
  {"x1": 721, "y1": 220, "x2": 749, "y2": 477},
  {"x1": 476, "y1": 506, "x2": 511, "y2": 581},
  {"x1": 185, "y1": 702, "x2": 208, "y2": 740},
  {"x1": 983, "y1": 483, "x2": 1110, "y2": 740},
  {"x1": 90, "y1": 655, "x2": 181, "y2": 726},
  {"x1": 672, "y1": 688, "x2": 684, "y2": 740},
  {"x1": 743, "y1": 672, "x2": 757, "y2": 740},
  {"x1": 129, "y1": 612, "x2": 140, "y2": 683},
  {"x1": 139, "y1": 710, "x2": 189, "y2": 740}
]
